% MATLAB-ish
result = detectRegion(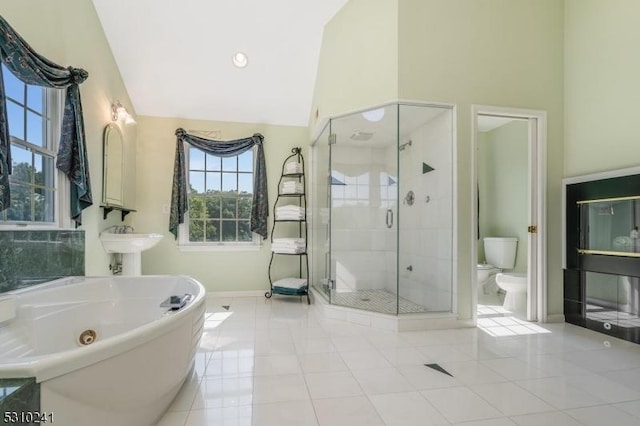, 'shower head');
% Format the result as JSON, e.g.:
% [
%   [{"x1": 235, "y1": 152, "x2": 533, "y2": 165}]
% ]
[
  {"x1": 399, "y1": 140, "x2": 412, "y2": 151},
  {"x1": 350, "y1": 130, "x2": 374, "y2": 141}
]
